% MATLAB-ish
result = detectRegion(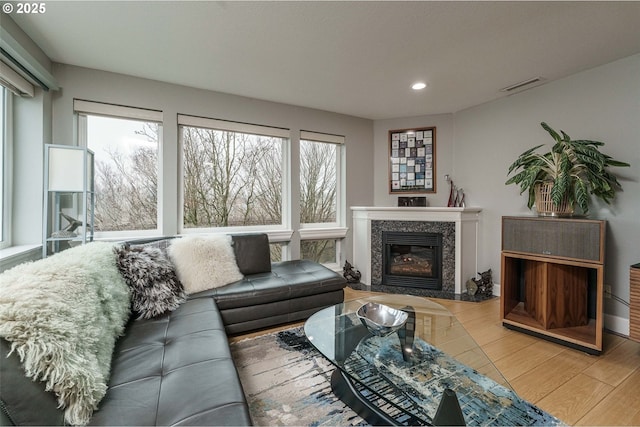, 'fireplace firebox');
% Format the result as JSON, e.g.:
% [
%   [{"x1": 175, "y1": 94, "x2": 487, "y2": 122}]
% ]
[{"x1": 382, "y1": 231, "x2": 443, "y2": 289}]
